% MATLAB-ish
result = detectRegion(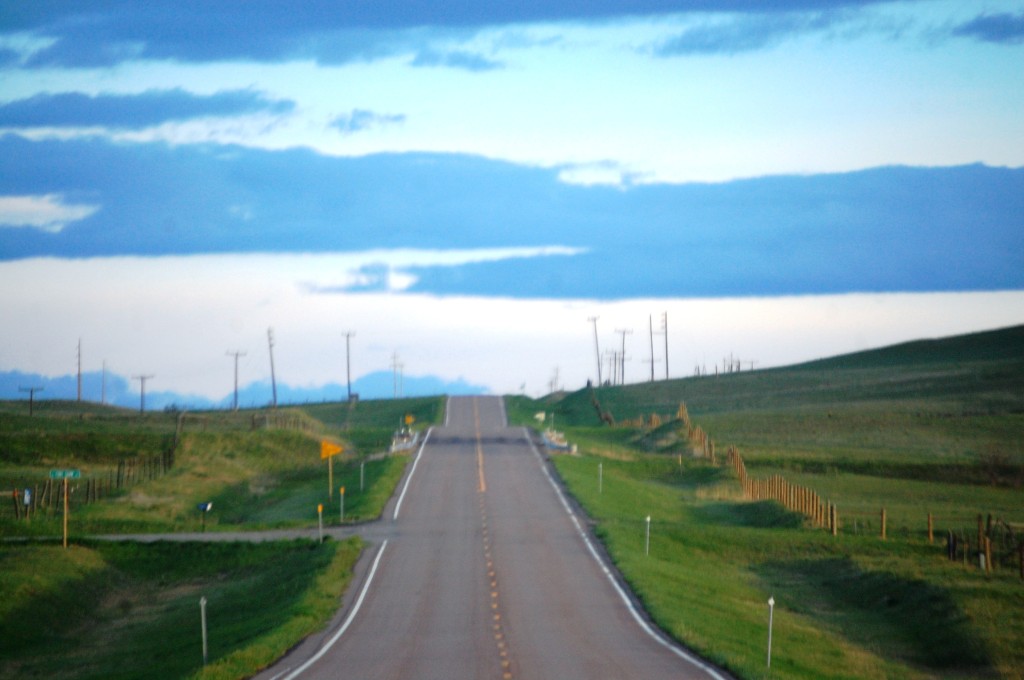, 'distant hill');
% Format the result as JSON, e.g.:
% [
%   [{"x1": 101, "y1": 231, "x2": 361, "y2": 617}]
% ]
[
  {"x1": 547, "y1": 324, "x2": 1024, "y2": 425},
  {"x1": 794, "y1": 324, "x2": 1024, "y2": 369},
  {"x1": 0, "y1": 369, "x2": 487, "y2": 411}
]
